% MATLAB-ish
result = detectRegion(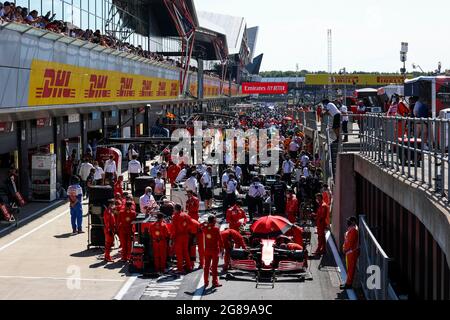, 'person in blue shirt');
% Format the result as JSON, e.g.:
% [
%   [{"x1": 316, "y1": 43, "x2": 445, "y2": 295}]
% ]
[{"x1": 68, "y1": 176, "x2": 84, "y2": 235}]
